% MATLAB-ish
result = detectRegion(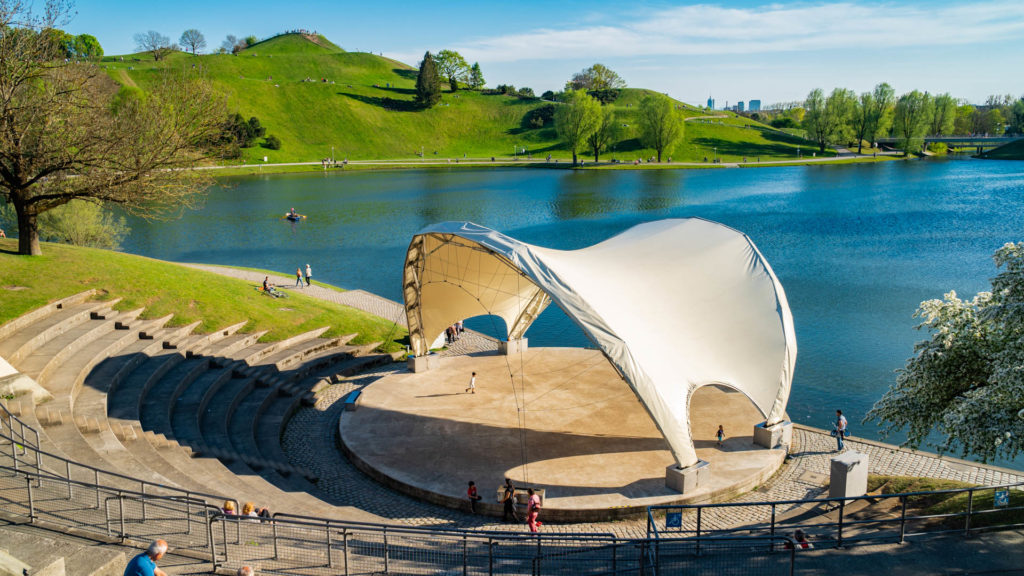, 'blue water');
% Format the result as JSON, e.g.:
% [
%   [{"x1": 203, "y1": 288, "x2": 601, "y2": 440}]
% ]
[{"x1": 121, "y1": 158, "x2": 1024, "y2": 467}]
